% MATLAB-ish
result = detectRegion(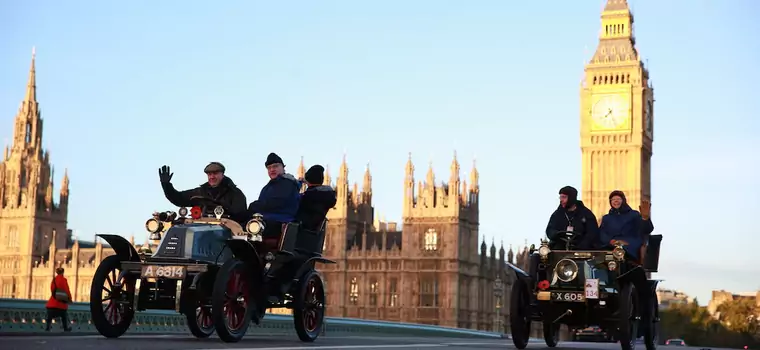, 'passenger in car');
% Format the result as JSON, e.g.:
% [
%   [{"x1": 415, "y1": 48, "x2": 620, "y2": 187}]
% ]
[
  {"x1": 598, "y1": 190, "x2": 654, "y2": 264},
  {"x1": 246, "y1": 153, "x2": 302, "y2": 242},
  {"x1": 295, "y1": 165, "x2": 337, "y2": 231}
]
